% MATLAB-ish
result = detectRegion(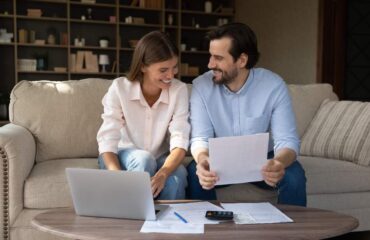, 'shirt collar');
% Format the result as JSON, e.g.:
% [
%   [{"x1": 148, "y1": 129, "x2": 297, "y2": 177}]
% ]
[
  {"x1": 129, "y1": 81, "x2": 169, "y2": 107},
  {"x1": 222, "y1": 68, "x2": 254, "y2": 95},
  {"x1": 129, "y1": 81, "x2": 141, "y2": 100}
]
